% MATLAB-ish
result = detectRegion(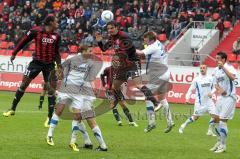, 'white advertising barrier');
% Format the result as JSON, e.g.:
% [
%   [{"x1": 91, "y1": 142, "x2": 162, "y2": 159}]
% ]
[
  {"x1": 191, "y1": 29, "x2": 218, "y2": 48},
  {"x1": 0, "y1": 55, "x2": 240, "y2": 107},
  {"x1": 1, "y1": 55, "x2": 239, "y2": 86}
]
